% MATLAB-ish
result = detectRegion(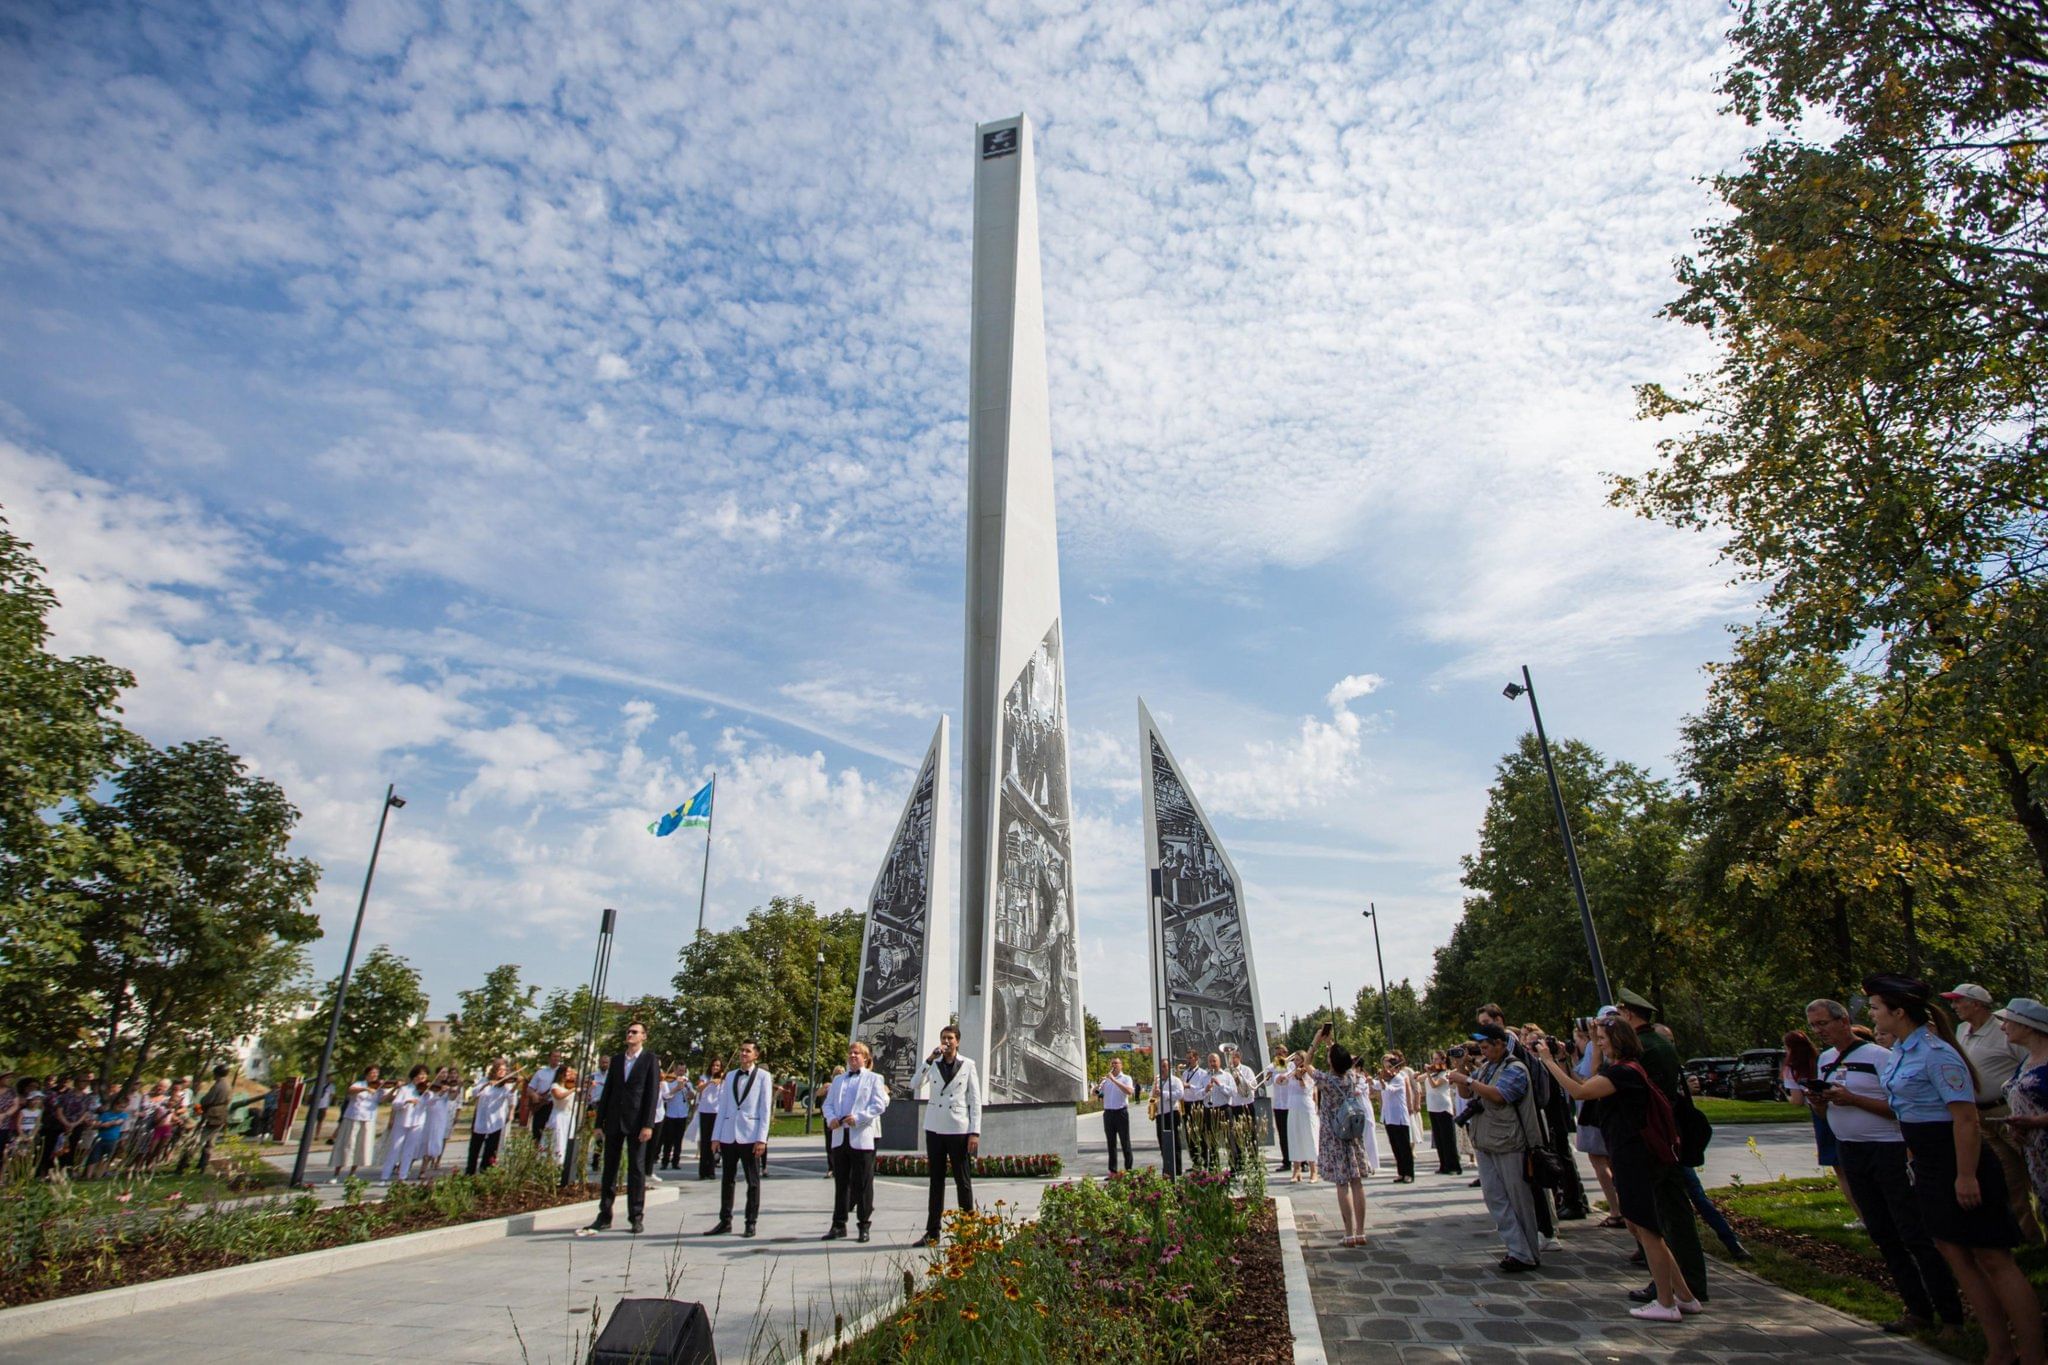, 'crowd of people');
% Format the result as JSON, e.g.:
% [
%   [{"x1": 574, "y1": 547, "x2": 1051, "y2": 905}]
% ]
[{"x1": 0, "y1": 1064, "x2": 240, "y2": 1180}]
